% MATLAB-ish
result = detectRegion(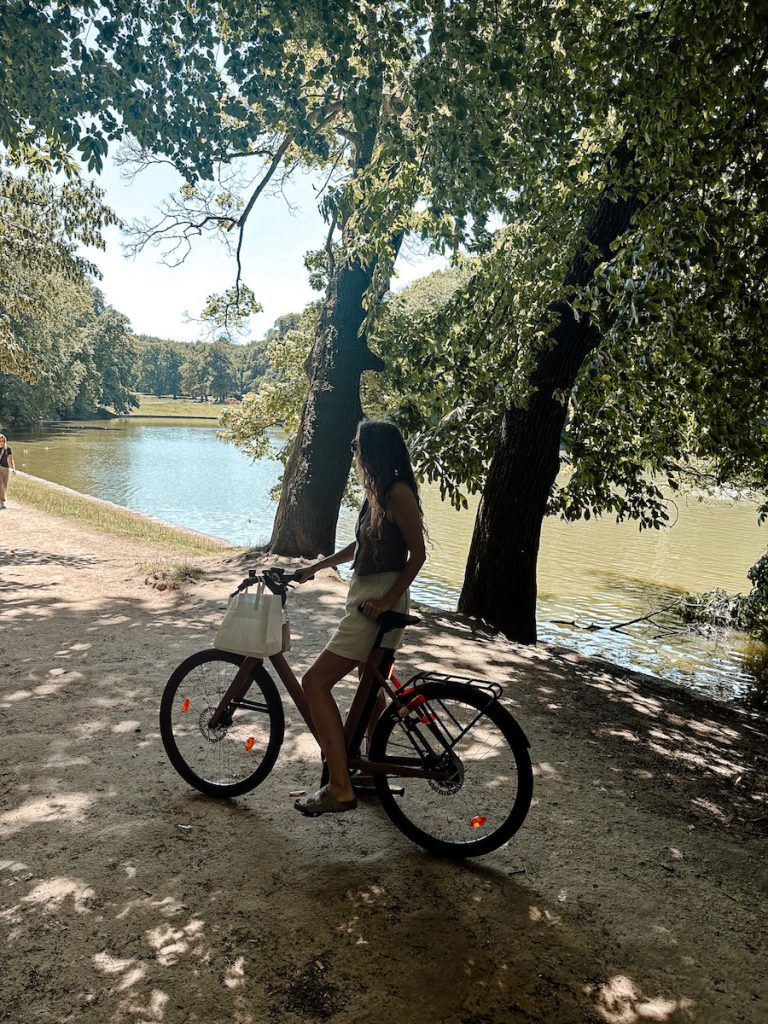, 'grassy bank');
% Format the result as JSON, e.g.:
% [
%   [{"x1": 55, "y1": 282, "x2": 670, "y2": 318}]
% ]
[
  {"x1": 127, "y1": 395, "x2": 230, "y2": 419},
  {"x1": 12, "y1": 473, "x2": 235, "y2": 555}
]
